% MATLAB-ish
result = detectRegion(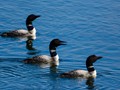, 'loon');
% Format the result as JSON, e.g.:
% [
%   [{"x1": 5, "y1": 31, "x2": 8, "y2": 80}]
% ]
[
  {"x1": 60, "y1": 55, "x2": 102, "y2": 78},
  {"x1": 1, "y1": 14, "x2": 40, "y2": 37},
  {"x1": 24, "y1": 39, "x2": 66, "y2": 67}
]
